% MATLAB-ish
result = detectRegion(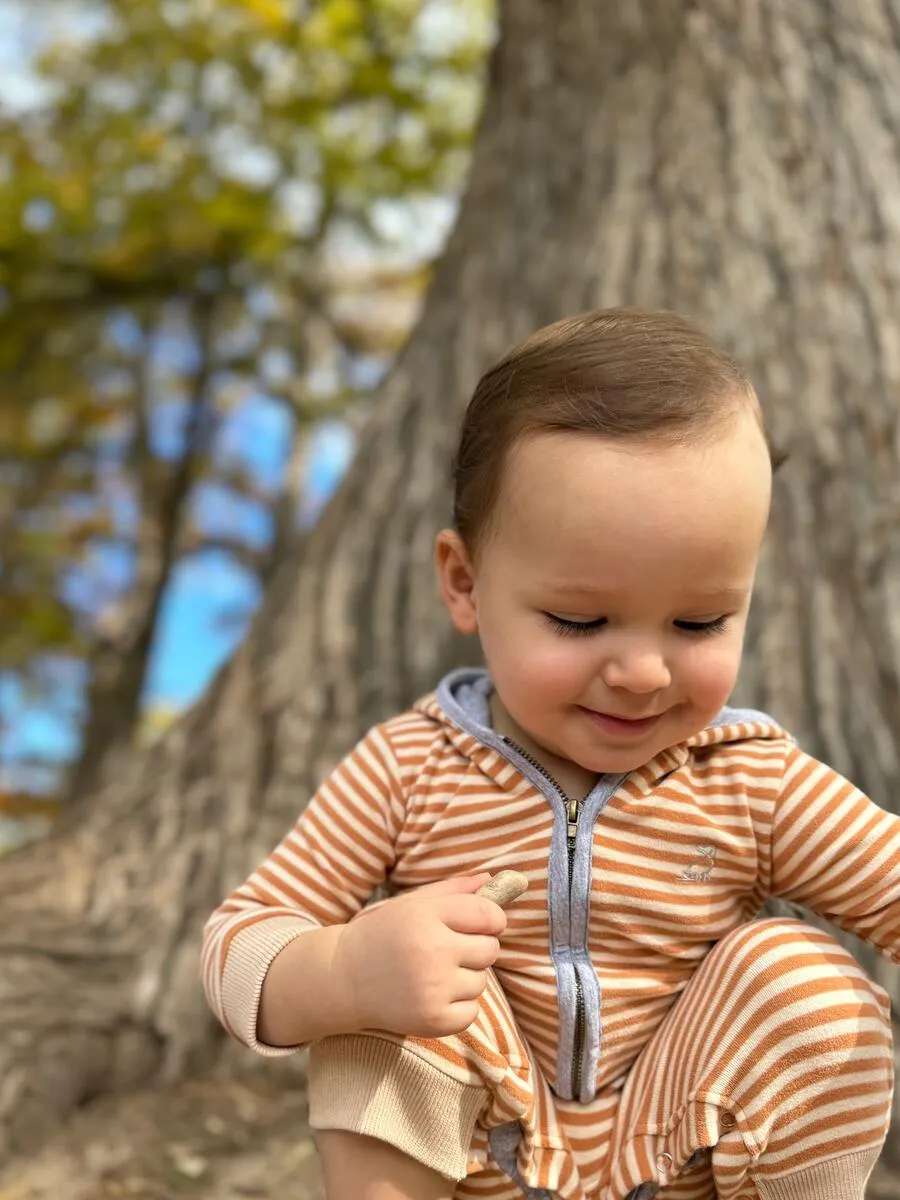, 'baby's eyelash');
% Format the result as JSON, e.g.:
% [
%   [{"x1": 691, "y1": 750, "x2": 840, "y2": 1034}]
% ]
[
  {"x1": 674, "y1": 616, "x2": 729, "y2": 635},
  {"x1": 542, "y1": 613, "x2": 607, "y2": 637},
  {"x1": 543, "y1": 614, "x2": 730, "y2": 638}
]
